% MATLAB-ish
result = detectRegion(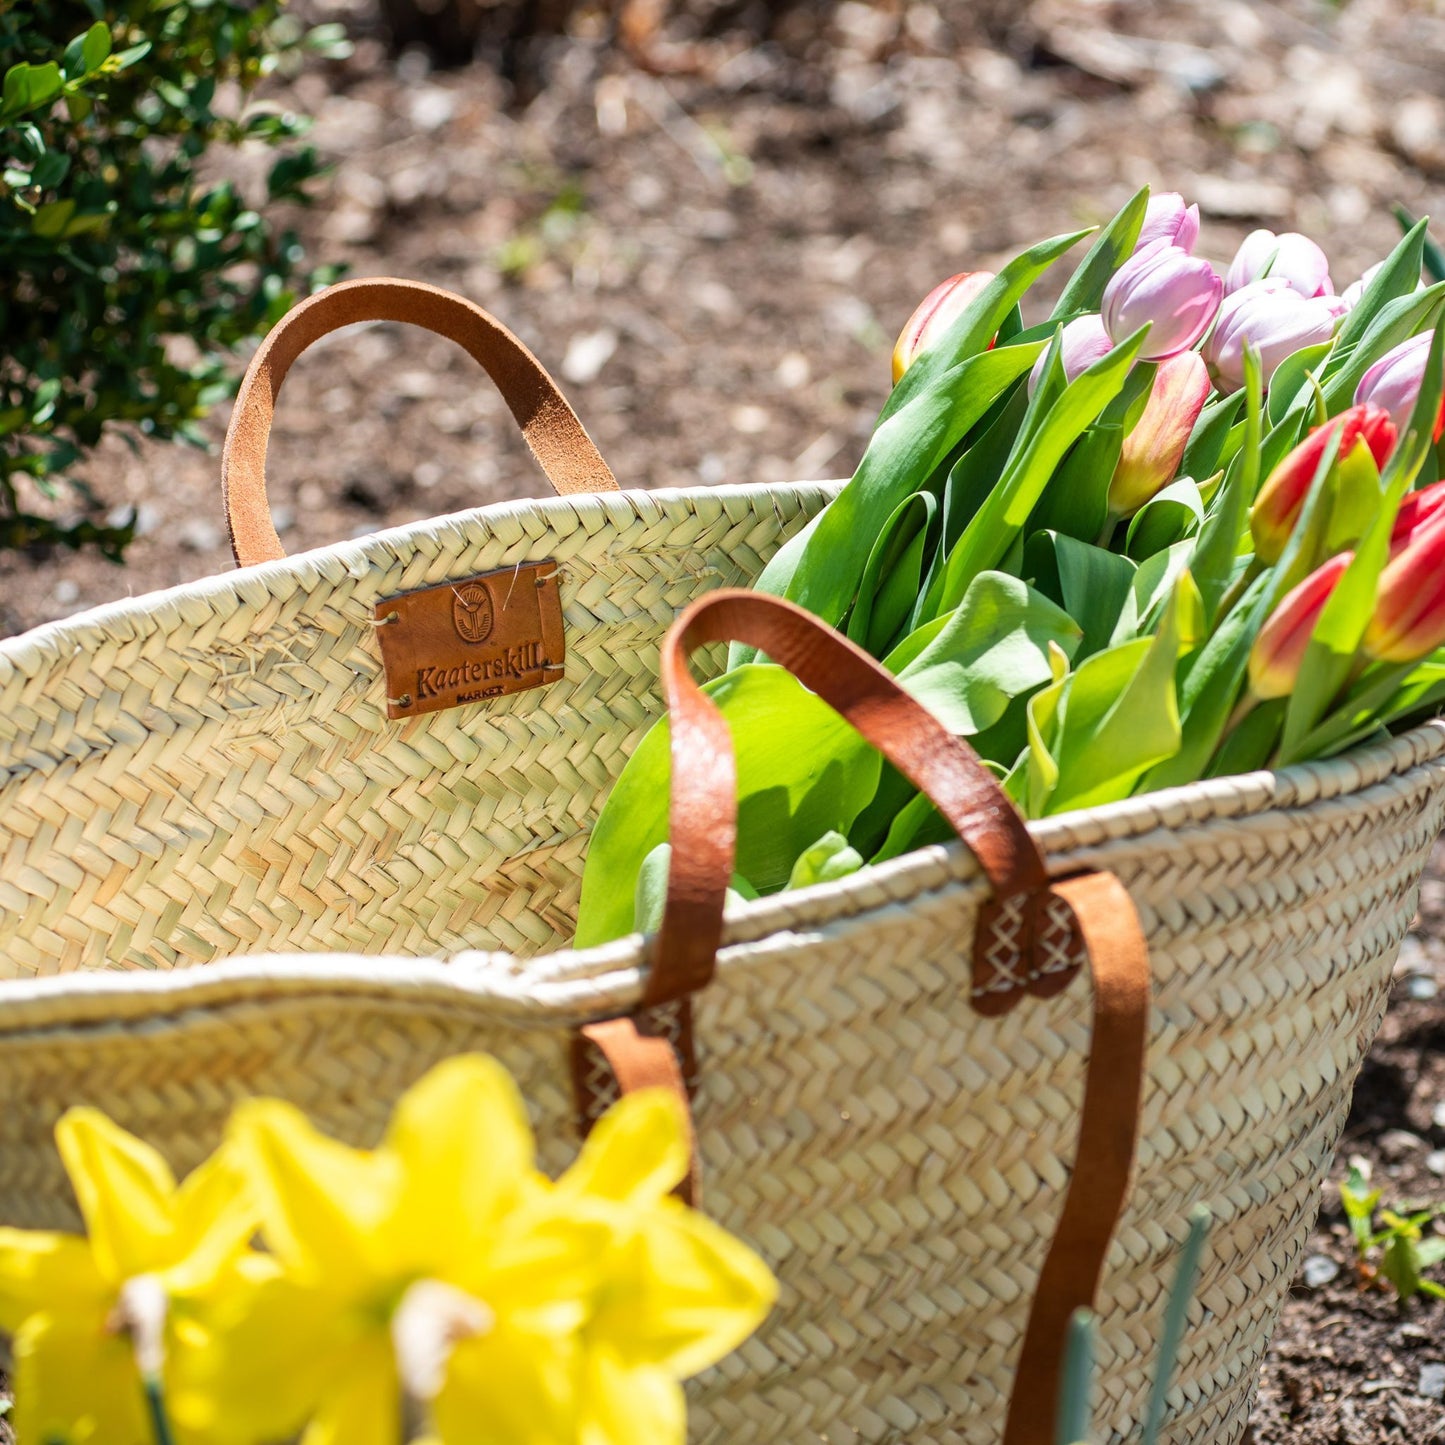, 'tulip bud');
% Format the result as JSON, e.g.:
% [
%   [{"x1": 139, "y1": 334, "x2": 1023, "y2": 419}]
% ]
[
  {"x1": 1248, "y1": 551, "x2": 1352, "y2": 699},
  {"x1": 1354, "y1": 331, "x2": 1445, "y2": 444},
  {"x1": 1201, "y1": 280, "x2": 1342, "y2": 392},
  {"x1": 1102, "y1": 240, "x2": 1222, "y2": 361},
  {"x1": 1225, "y1": 229, "x2": 1333, "y2": 298},
  {"x1": 1365, "y1": 506, "x2": 1445, "y2": 662},
  {"x1": 1027, "y1": 313, "x2": 1114, "y2": 397},
  {"x1": 1249, "y1": 404, "x2": 1398, "y2": 564},
  {"x1": 892, "y1": 270, "x2": 997, "y2": 383},
  {"x1": 1107, "y1": 351, "x2": 1212, "y2": 517},
  {"x1": 1340, "y1": 262, "x2": 1384, "y2": 313},
  {"x1": 1136, "y1": 192, "x2": 1201, "y2": 254},
  {"x1": 1391, "y1": 477, "x2": 1445, "y2": 554}
]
